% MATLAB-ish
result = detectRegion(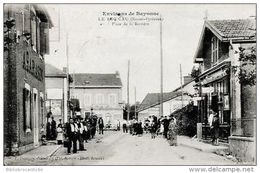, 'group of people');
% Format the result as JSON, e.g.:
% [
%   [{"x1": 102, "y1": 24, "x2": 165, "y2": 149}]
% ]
[
  {"x1": 122, "y1": 119, "x2": 143, "y2": 136},
  {"x1": 153, "y1": 115, "x2": 178, "y2": 146},
  {"x1": 46, "y1": 116, "x2": 59, "y2": 140},
  {"x1": 44, "y1": 113, "x2": 105, "y2": 154},
  {"x1": 64, "y1": 116, "x2": 105, "y2": 154},
  {"x1": 122, "y1": 115, "x2": 178, "y2": 146}
]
